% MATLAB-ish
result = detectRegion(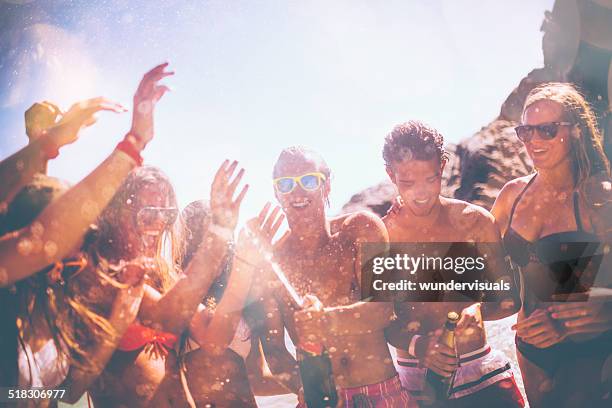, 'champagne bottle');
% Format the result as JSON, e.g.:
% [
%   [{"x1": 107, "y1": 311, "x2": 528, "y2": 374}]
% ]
[
  {"x1": 297, "y1": 342, "x2": 338, "y2": 408},
  {"x1": 425, "y1": 311, "x2": 459, "y2": 403}
]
